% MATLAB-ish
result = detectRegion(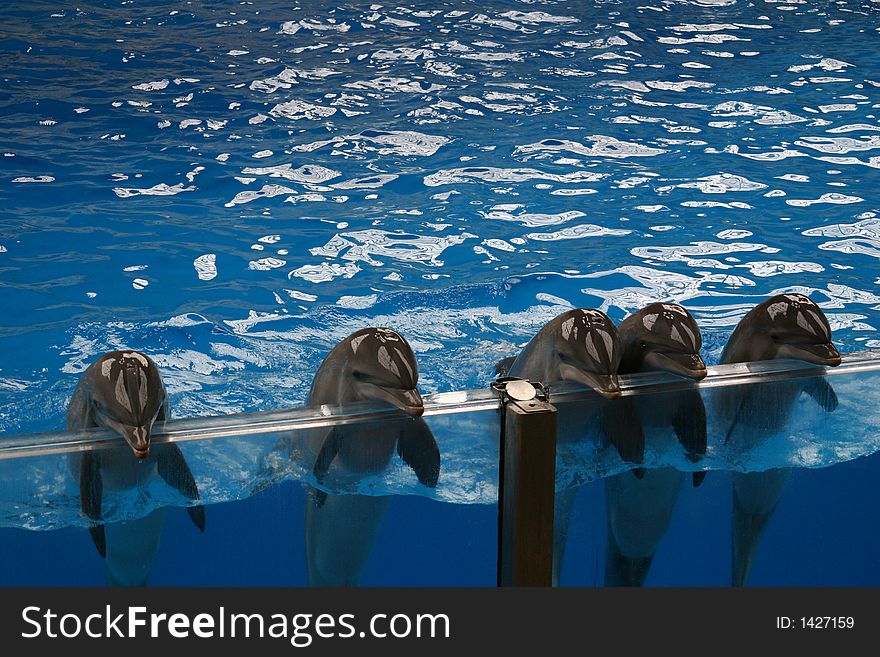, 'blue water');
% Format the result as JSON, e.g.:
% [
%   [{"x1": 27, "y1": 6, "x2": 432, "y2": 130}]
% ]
[
  {"x1": 2, "y1": 454, "x2": 878, "y2": 586},
  {"x1": 2, "y1": 0, "x2": 880, "y2": 585}
]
